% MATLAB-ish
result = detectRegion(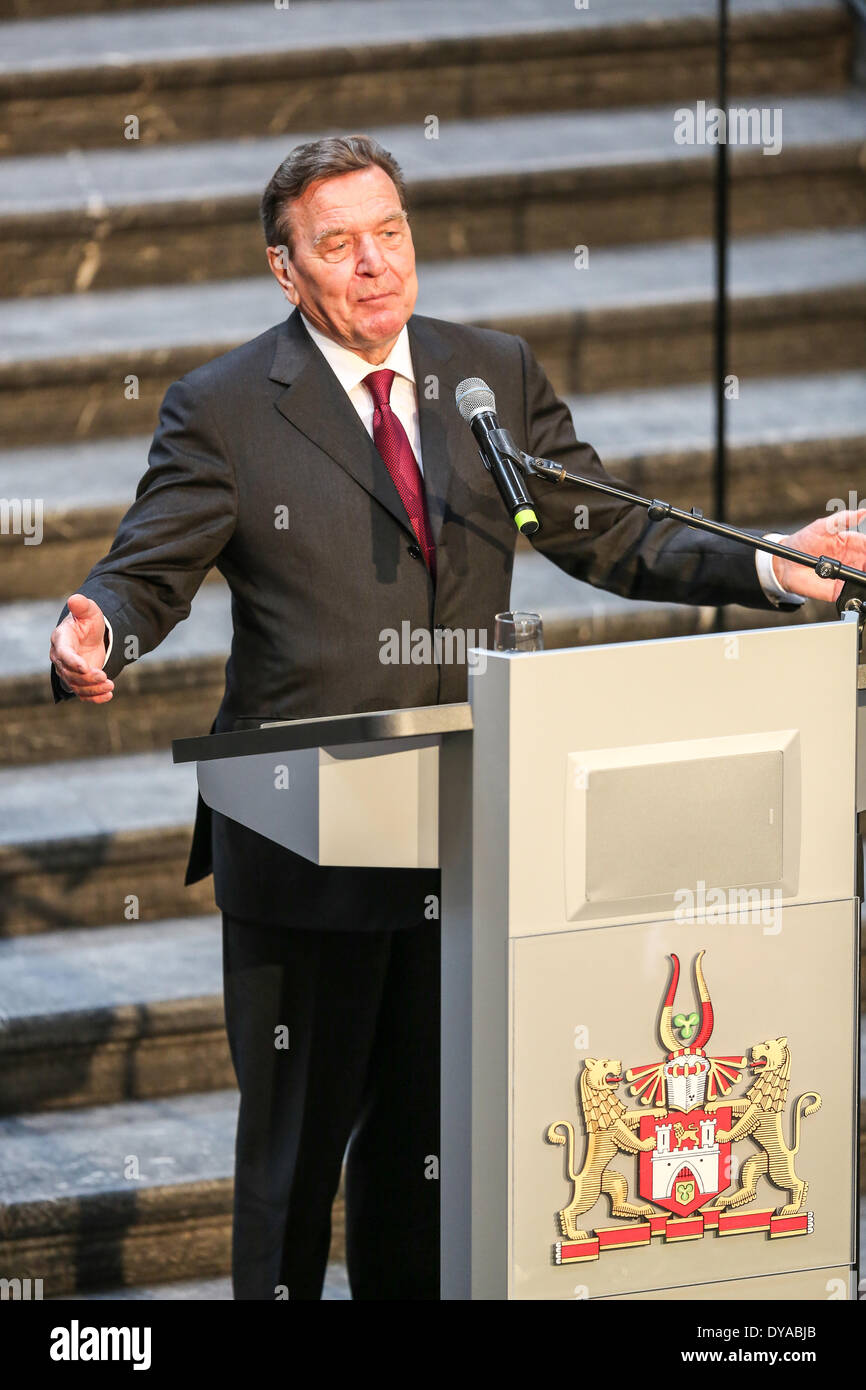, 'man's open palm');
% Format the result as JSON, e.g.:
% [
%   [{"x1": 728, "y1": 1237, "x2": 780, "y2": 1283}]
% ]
[
  {"x1": 776, "y1": 509, "x2": 866, "y2": 603},
  {"x1": 49, "y1": 593, "x2": 113, "y2": 703}
]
